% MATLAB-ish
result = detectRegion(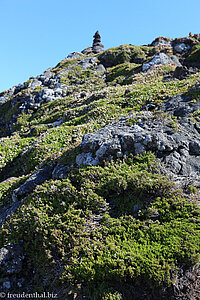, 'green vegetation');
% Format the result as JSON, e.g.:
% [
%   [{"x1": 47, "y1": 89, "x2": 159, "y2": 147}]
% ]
[
  {"x1": 0, "y1": 43, "x2": 200, "y2": 298},
  {"x1": 53, "y1": 57, "x2": 83, "y2": 73},
  {"x1": 106, "y1": 63, "x2": 140, "y2": 85},
  {"x1": 0, "y1": 176, "x2": 26, "y2": 209},
  {"x1": 186, "y1": 43, "x2": 200, "y2": 65},
  {"x1": 0, "y1": 70, "x2": 198, "y2": 181},
  {"x1": 1, "y1": 153, "x2": 200, "y2": 298},
  {"x1": 98, "y1": 44, "x2": 155, "y2": 67}
]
